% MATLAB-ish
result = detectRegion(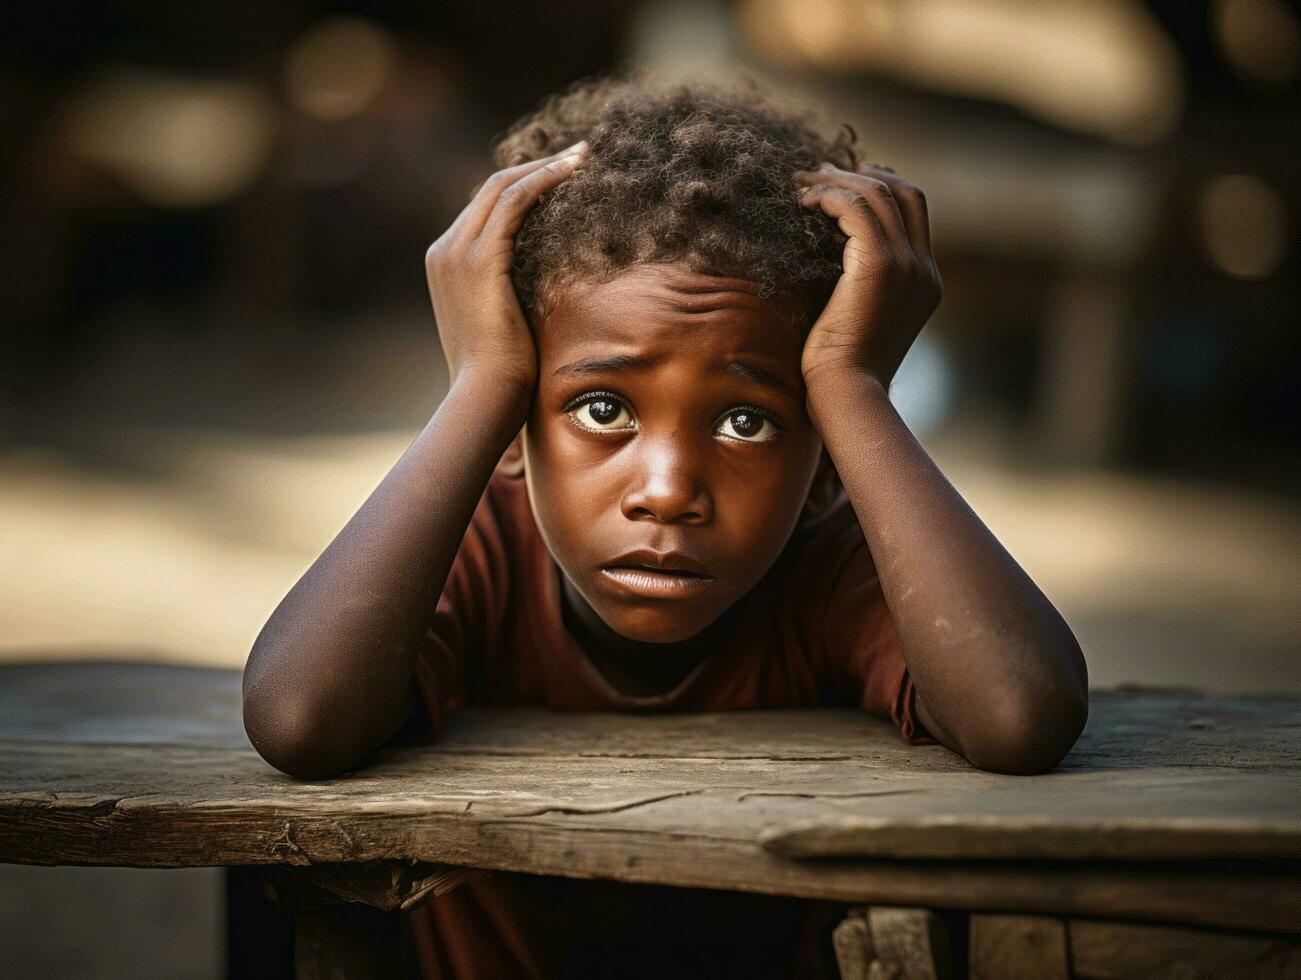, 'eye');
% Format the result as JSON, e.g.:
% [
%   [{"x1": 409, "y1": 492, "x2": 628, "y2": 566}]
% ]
[
  {"x1": 566, "y1": 392, "x2": 636, "y2": 432},
  {"x1": 715, "y1": 407, "x2": 782, "y2": 443}
]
